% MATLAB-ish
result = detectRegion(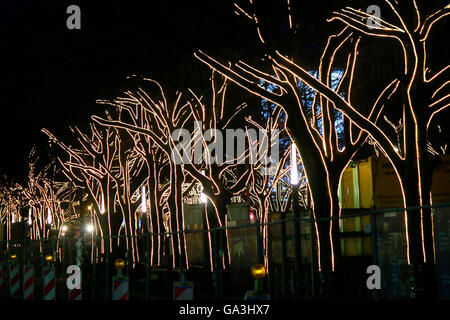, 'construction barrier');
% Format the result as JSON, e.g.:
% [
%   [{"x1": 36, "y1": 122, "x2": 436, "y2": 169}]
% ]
[
  {"x1": 43, "y1": 268, "x2": 56, "y2": 300},
  {"x1": 112, "y1": 275, "x2": 129, "y2": 300},
  {"x1": 9, "y1": 264, "x2": 20, "y2": 298},
  {"x1": 173, "y1": 281, "x2": 194, "y2": 300},
  {"x1": 69, "y1": 287, "x2": 82, "y2": 300},
  {"x1": 23, "y1": 265, "x2": 34, "y2": 300}
]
